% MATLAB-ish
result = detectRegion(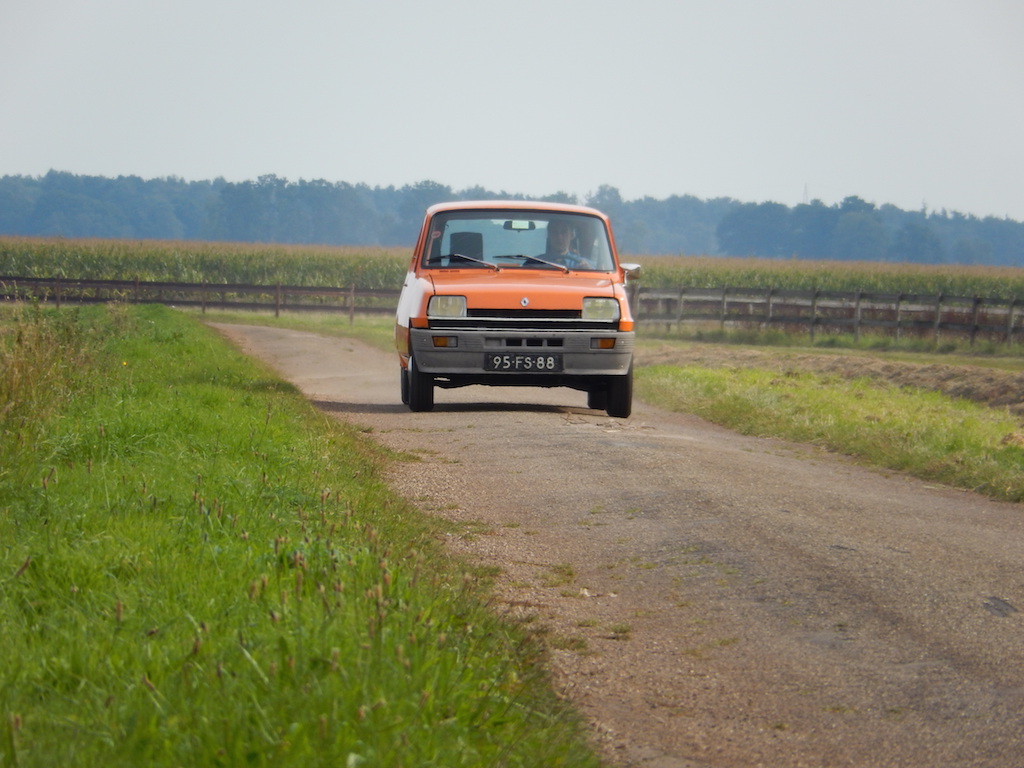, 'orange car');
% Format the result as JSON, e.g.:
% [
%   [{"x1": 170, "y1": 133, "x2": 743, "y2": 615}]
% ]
[{"x1": 395, "y1": 201, "x2": 639, "y2": 417}]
